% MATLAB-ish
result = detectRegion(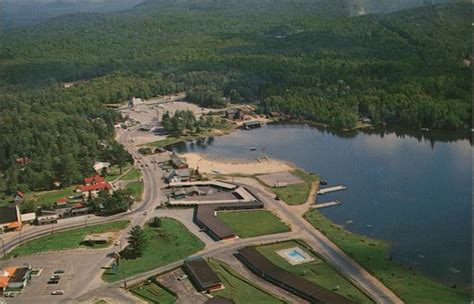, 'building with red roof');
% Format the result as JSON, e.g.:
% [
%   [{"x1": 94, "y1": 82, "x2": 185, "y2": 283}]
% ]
[
  {"x1": 78, "y1": 182, "x2": 113, "y2": 199},
  {"x1": 83, "y1": 175, "x2": 105, "y2": 186}
]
